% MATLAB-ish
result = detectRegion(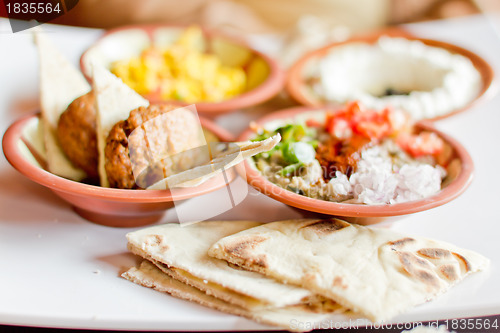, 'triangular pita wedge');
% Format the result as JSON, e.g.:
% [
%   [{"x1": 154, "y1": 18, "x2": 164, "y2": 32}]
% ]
[
  {"x1": 209, "y1": 218, "x2": 490, "y2": 322},
  {"x1": 22, "y1": 116, "x2": 46, "y2": 161},
  {"x1": 92, "y1": 64, "x2": 149, "y2": 187},
  {"x1": 34, "y1": 30, "x2": 90, "y2": 180},
  {"x1": 126, "y1": 220, "x2": 331, "y2": 310},
  {"x1": 147, "y1": 134, "x2": 280, "y2": 190},
  {"x1": 123, "y1": 260, "x2": 347, "y2": 332}
]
